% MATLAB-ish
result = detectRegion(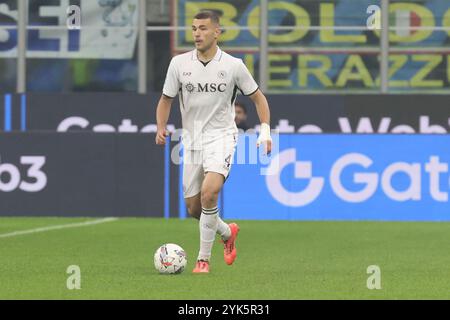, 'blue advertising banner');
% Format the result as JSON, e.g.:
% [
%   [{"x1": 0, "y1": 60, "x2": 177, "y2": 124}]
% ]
[{"x1": 223, "y1": 134, "x2": 450, "y2": 221}]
